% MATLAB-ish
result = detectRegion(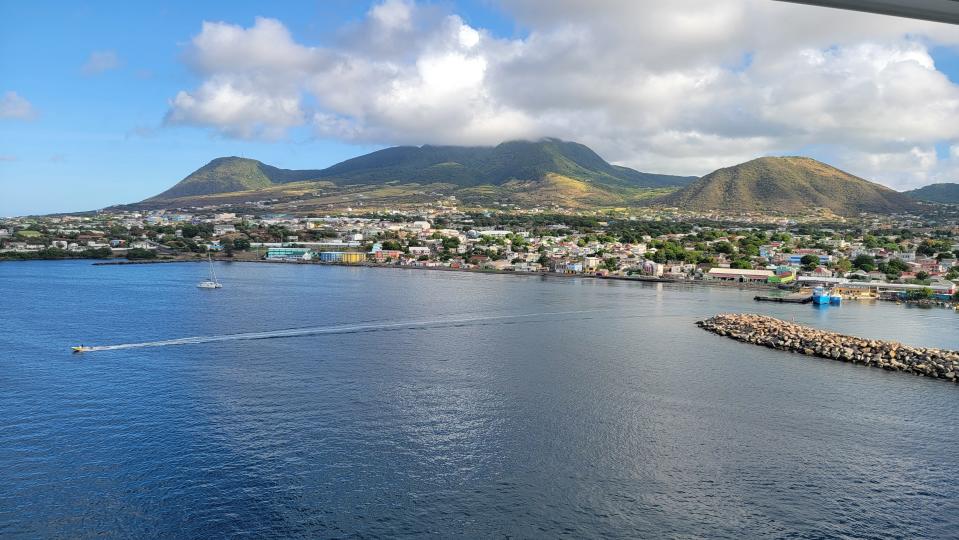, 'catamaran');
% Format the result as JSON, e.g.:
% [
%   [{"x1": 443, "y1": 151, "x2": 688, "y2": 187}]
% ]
[{"x1": 197, "y1": 254, "x2": 222, "y2": 289}]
